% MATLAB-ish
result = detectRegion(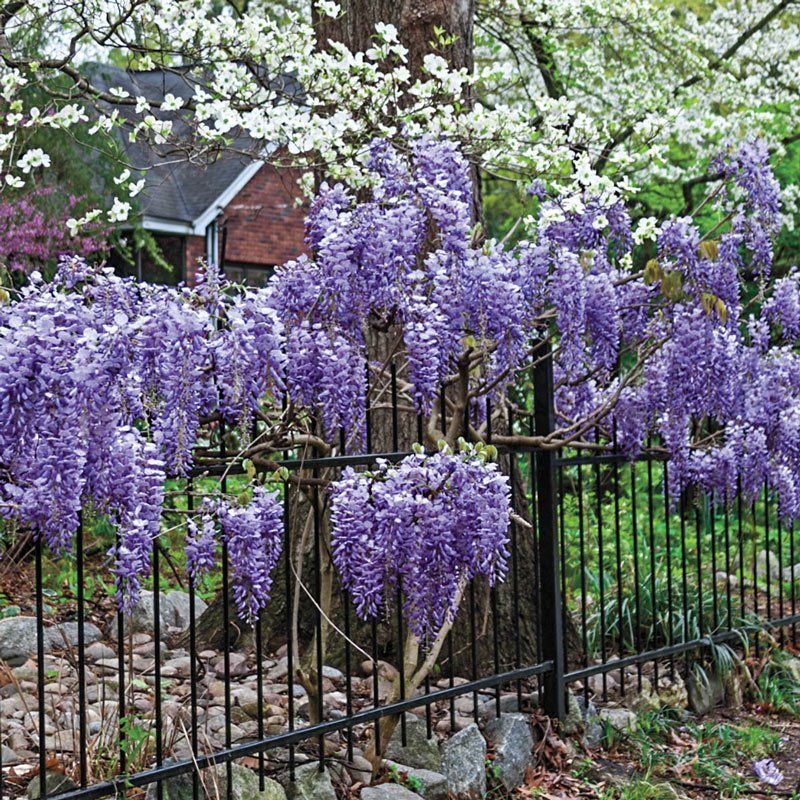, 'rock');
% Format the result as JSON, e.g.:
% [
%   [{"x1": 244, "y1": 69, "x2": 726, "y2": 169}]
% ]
[
  {"x1": 127, "y1": 591, "x2": 207, "y2": 636},
  {"x1": 146, "y1": 762, "x2": 281, "y2": 800},
  {"x1": 163, "y1": 591, "x2": 207, "y2": 630},
  {"x1": 28, "y1": 772, "x2": 77, "y2": 800},
  {"x1": 259, "y1": 778, "x2": 289, "y2": 800},
  {"x1": 385, "y1": 762, "x2": 447, "y2": 800},
  {"x1": 385, "y1": 714, "x2": 440, "y2": 772},
  {"x1": 598, "y1": 707, "x2": 637, "y2": 734},
  {"x1": 784, "y1": 655, "x2": 800, "y2": 685},
  {"x1": 86, "y1": 641, "x2": 116, "y2": 661},
  {"x1": 441, "y1": 723, "x2": 486, "y2": 799},
  {"x1": 686, "y1": 670, "x2": 724, "y2": 716},
  {"x1": 344, "y1": 754, "x2": 374, "y2": 785},
  {"x1": 625, "y1": 677, "x2": 659, "y2": 714},
  {"x1": 656, "y1": 673, "x2": 688, "y2": 711},
  {"x1": 477, "y1": 694, "x2": 526, "y2": 723},
  {"x1": 2, "y1": 744, "x2": 19, "y2": 764},
  {"x1": 562, "y1": 693, "x2": 597, "y2": 736},
  {"x1": 0, "y1": 617, "x2": 101, "y2": 667},
  {"x1": 321, "y1": 666, "x2": 344, "y2": 681},
  {"x1": 588, "y1": 673, "x2": 618, "y2": 697},
  {"x1": 362, "y1": 784, "x2": 422, "y2": 800},
  {"x1": 483, "y1": 714, "x2": 533, "y2": 791},
  {"x1": 755, "y1": 550, "x2": 780, "y2": 581},
  {"x1": 783, "y1": 564, "x2": 800, "y2": 582},
  {"x1": 286, "y1": 763, "x2": 337, "y2": 800},
  {"x1": 360, "y1": 659, "x2": 399, "y2": 681}
]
